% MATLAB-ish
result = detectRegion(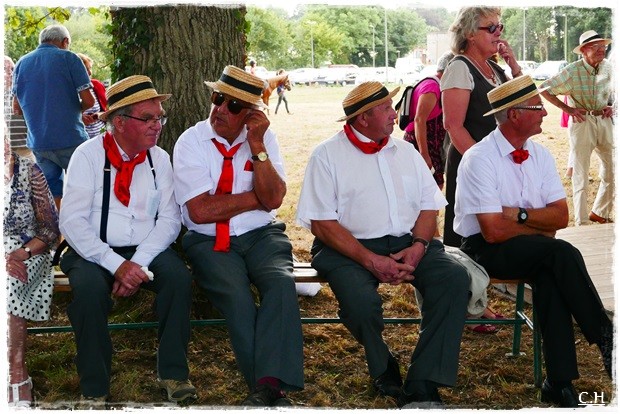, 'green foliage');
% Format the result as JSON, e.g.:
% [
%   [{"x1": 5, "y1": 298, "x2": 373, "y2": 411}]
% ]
[
  {"x1": 246, "y1": 7, "x2": 294, "y2": 69},
  {"x1": 4, "y1": 6, "x2": 71, "y2": 60},
  {"x1": 64, "y1": 8, "x2": 111, "y2": 81},
  {"x1": 106, "y1": 7, "x2": 158, "y2": 82}
]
